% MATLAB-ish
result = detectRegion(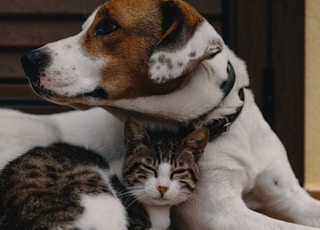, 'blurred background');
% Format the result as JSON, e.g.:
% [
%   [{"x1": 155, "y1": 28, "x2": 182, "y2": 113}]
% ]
[{"x1": 0, "y1": 0, "x2": 318, "y2": 198}]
